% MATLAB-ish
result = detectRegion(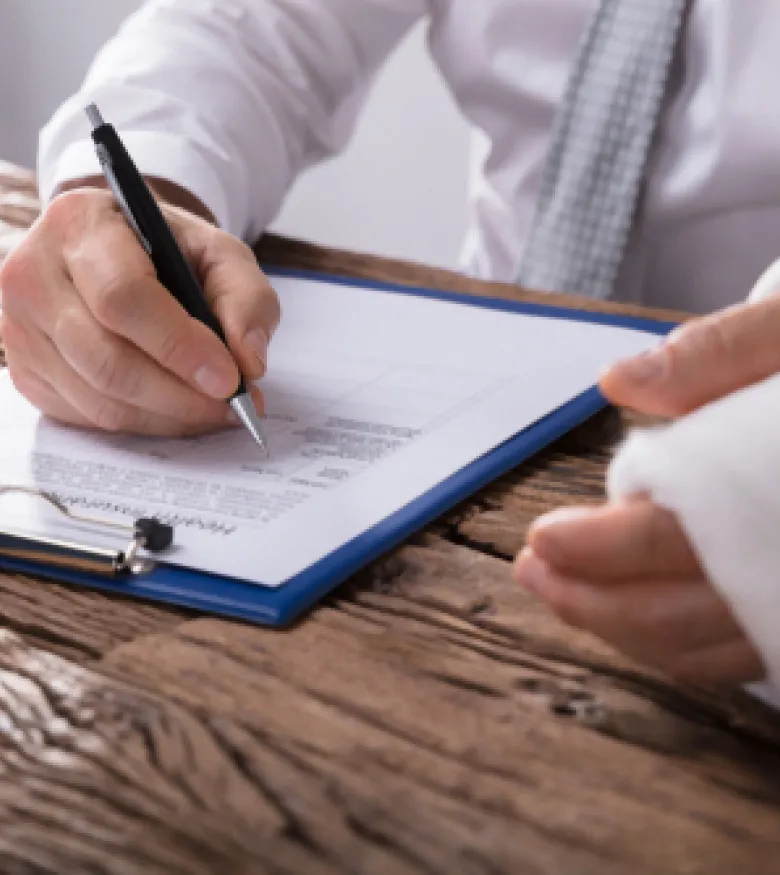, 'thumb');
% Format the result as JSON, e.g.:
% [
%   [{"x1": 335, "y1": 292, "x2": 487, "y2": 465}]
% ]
[{"x1": 600, "y1": 294, "x2": 780, "y2": 417}]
